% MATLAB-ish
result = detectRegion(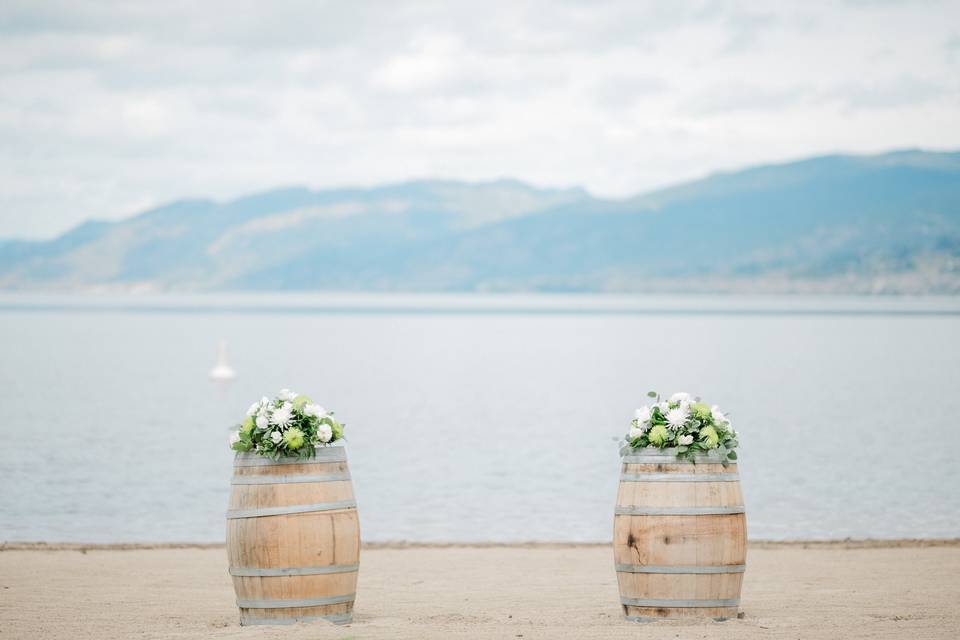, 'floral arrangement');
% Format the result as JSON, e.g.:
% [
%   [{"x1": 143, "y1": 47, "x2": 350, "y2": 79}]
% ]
[
  {"x1": 229, "y1": 389, "x2": 344, "y2": 459},
  {"x1": 621, "y1": 391, "x2": 738, "y2": 462}
]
